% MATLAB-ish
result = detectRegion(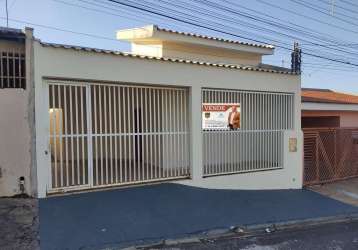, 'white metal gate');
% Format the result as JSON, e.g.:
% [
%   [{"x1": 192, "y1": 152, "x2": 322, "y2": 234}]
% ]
[
  {"x1": 202, "y1": 88, "x2": 294, "y2": 176},
  {"x1": 48, "y1": 81, "x2": 190, "y2": 192}
]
